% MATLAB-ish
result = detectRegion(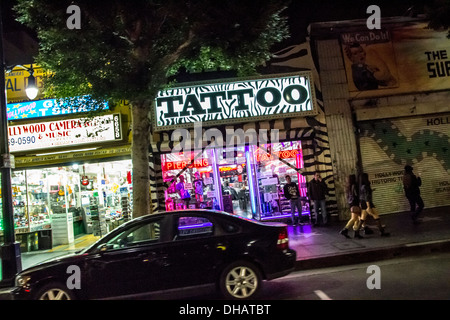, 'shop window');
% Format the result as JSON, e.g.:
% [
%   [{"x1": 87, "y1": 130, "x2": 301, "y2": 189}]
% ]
[
  {"x1": 176, "y1": 216, "x2": 214, "y2": 239},
  {"x1": 254, "y1": 141, "x2": 309, "y2": 220},
  {"x1": 160, "y1": 140, "x2": 308, "y2": 222},
  {"x1": 6, "y1": 159, "x2": 133, "y2": 248},
  {"x1": 162, "y1": 150, "x2": 220, "y2": 212}
]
